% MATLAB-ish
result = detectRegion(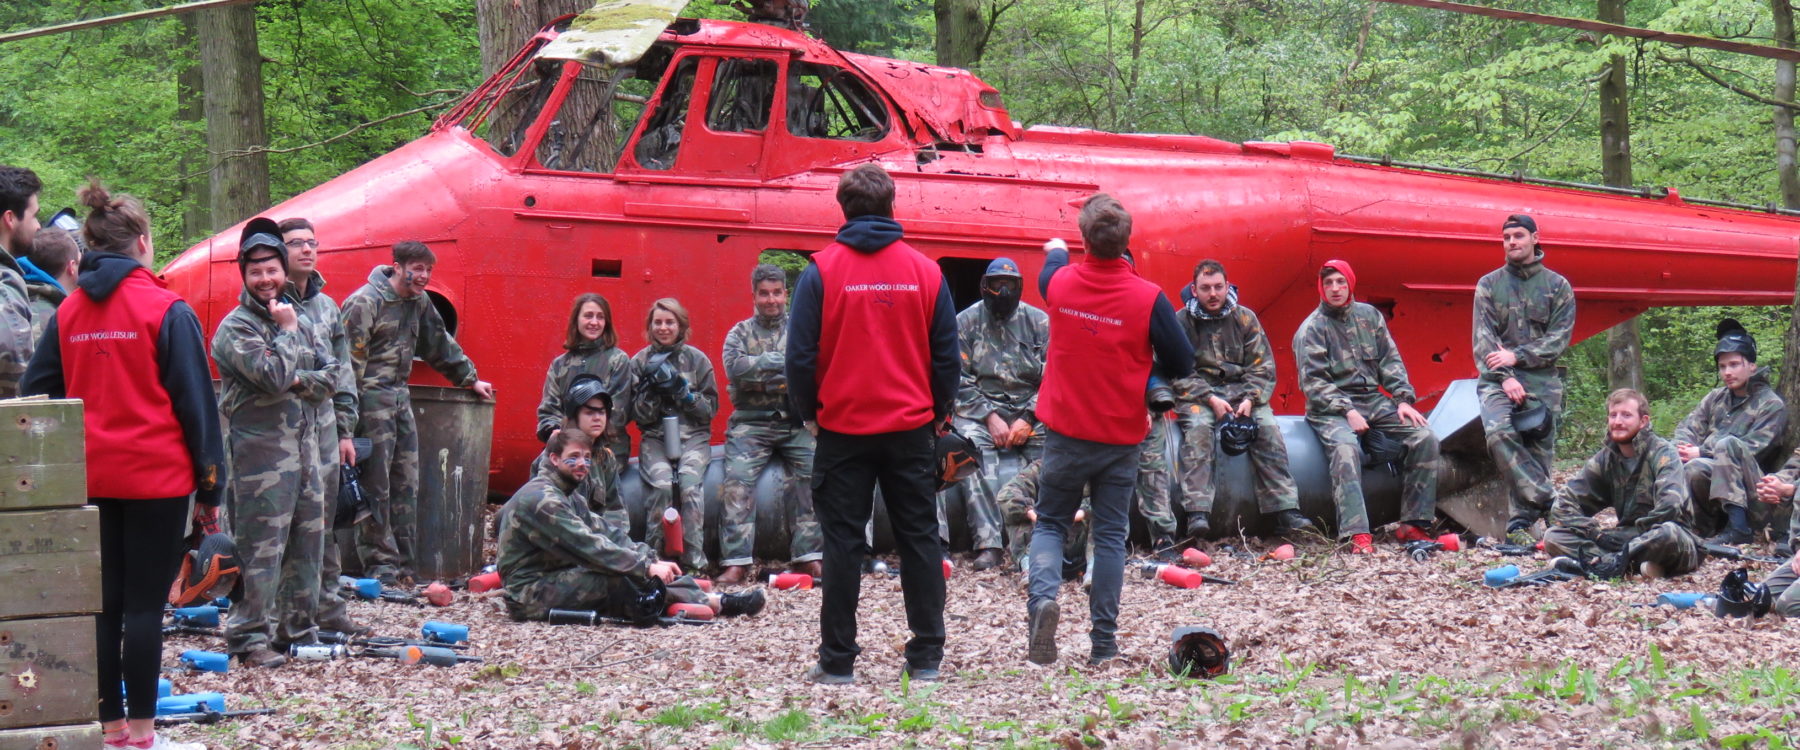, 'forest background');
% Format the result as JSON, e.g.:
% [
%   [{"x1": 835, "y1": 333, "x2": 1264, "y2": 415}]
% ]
[{"x1": 2, "y1": 0, "x2": 1796, "y2": 456}]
